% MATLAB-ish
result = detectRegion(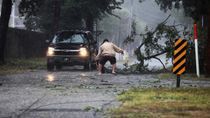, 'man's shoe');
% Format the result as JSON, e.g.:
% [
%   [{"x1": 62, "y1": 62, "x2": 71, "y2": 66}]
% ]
[{"x1": 112, "y1": 72, "x2": 117, "y2": 75}]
